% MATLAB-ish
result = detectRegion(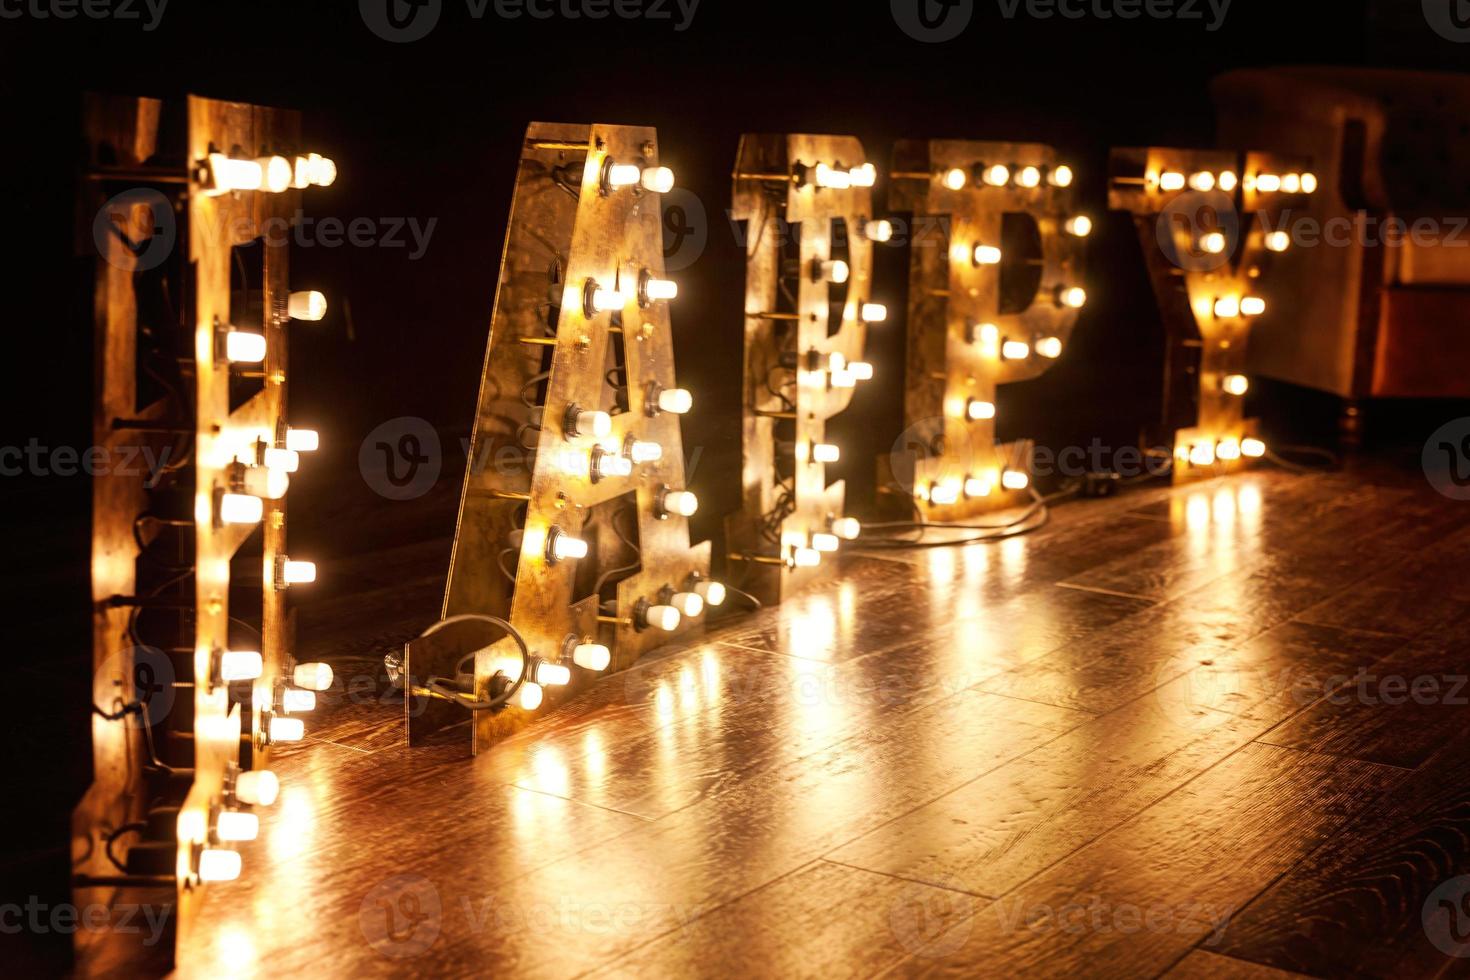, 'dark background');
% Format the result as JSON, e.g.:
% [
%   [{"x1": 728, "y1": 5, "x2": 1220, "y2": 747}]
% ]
[{"x1": 3, "y1": 0, "x2": 1468, "y2": 968}]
